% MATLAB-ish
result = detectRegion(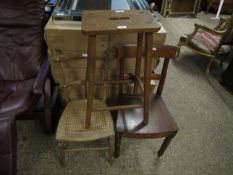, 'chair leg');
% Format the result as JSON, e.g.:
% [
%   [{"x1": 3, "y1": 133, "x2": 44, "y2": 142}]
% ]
[
  {"x1": 58, "y1": 142, "x2": 66, "y2": 166},
  {"x1": 114, "y1": 132, "x2": 122, "y2": 158},
  {"x1": 44, "y1": 78, "x2": 52, "y2": 134},
  {"x1": 108, "y1": 136, "x2": 115, "y2": 164},
  {"x1": 175, "y1": 41, "x2": 182, "y2": 60},
  {"x1": 219, "y1": 54, "x2": 227, "y2": 68},
  {"x1": 206, "y1": 57, "x2": 215, "y2": 74},
  {"x1": 157, "y1": 132, "x2": 177, "y2": 157}
]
